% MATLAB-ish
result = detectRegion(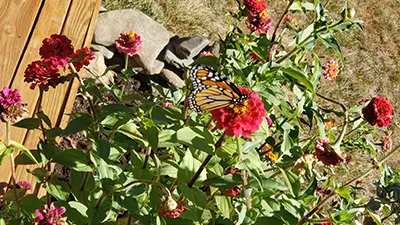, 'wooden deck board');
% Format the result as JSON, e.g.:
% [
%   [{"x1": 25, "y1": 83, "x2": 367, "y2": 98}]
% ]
[{"x1": 0, "y1": 0, "x2": 102, "y2": 192}]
